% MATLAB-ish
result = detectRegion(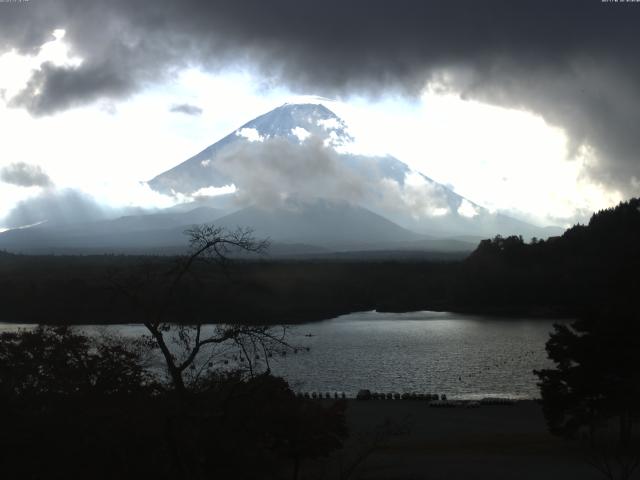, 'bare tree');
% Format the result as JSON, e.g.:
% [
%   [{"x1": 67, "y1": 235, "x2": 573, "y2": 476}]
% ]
[
  {"x1": 582, "y1": 430, "x2": 640, "y2": 480},
  {"x1": 110, "y1": 224, "x2": 291, "y2": 394}
]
